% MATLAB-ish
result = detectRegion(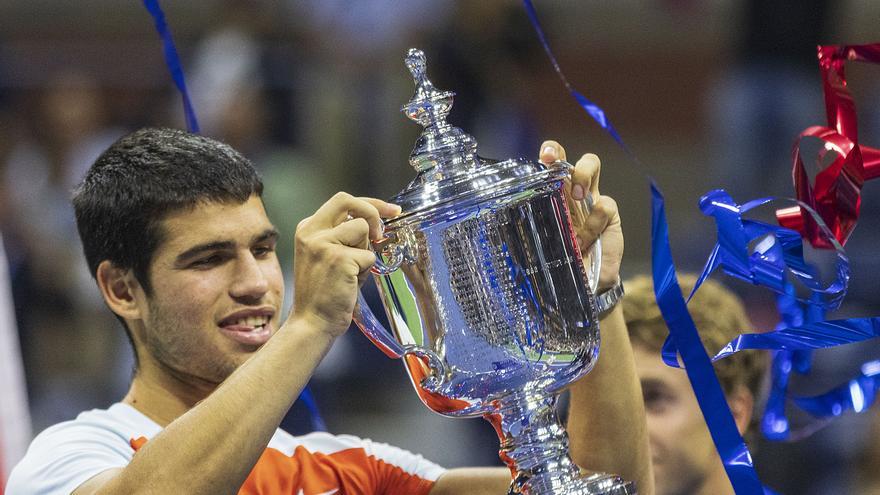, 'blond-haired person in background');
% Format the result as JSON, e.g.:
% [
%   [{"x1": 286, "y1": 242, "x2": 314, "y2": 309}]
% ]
[{"x1": 600, "y1": 274, "x2": 768, "y2": 495}]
